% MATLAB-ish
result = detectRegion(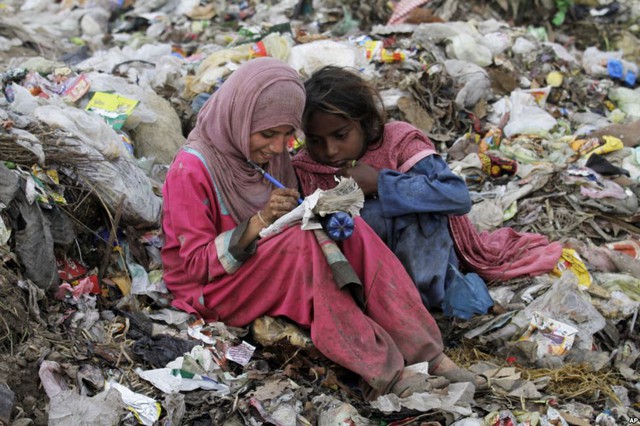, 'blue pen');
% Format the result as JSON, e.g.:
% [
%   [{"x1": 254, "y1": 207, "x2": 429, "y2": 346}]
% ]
[
  {"x1": 247, "y1": 160, "x2": 304, "y2": 204},
  {"x1": 248, "y1": 159, "x2": 354, "y2": 241}
]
